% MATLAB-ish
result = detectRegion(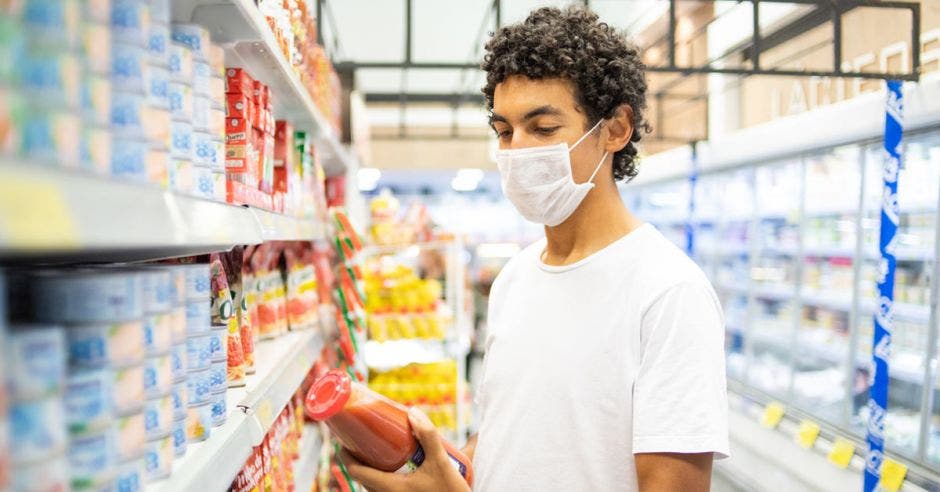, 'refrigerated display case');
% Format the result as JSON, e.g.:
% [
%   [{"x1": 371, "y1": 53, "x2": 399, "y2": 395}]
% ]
[{"x1": 623, "y1": 79, "x2": 940, "y2": 479}]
